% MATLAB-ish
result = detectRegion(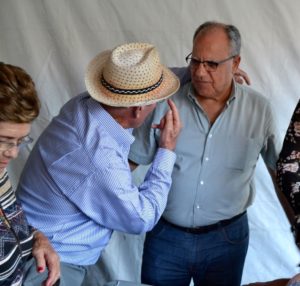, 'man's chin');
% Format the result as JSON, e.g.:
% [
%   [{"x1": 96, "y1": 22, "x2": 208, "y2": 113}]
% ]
[{"x1": 194, "y1": 89, "x2": 216, "y2": 99}]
